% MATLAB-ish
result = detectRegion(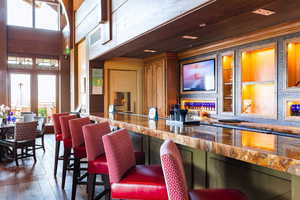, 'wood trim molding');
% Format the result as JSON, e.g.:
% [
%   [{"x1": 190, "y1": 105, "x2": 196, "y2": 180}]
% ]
[
  {"x1": 178, "y1": 20, "x2": 300, "y2": 59},
  {"x1": 143, "y1": 52, "x2": 177, "y2": 62}
]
